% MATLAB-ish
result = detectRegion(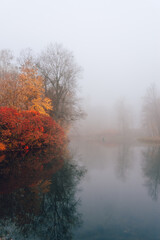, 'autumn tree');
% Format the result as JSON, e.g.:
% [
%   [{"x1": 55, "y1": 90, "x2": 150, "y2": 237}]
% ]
[
  {"x1": 0, "y1": 46, "x2": 85, "y2": 125},
  {"x1": 0, "y1": 55, "x2": 52, "y2": 115},
  {"x1": 17, "y1": 61, "x2": 52, "y2": 115},
  {"x1": 37, "y1": 43, "x2": 84, "y2": 127}
]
